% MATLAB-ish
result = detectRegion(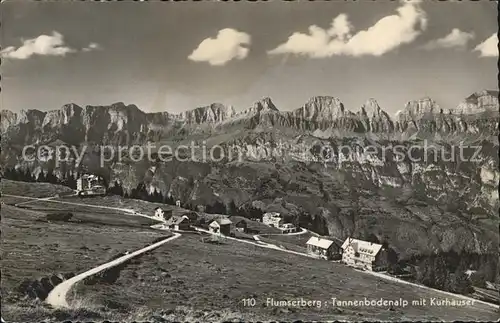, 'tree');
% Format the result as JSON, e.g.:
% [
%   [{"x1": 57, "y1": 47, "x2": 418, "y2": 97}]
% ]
[
  {"x1": 163, "y1": 194, "x2": 175, "y2": 205},
  {"x1": 469, "y1": 271, "x2": 487, "y2": 288},
  {"x1": 132, "y1": 183, "x2": 149, "y2": 200},
  {"x1": 208, "y1": 201, "x2": 226, "y2": 214},
  {"x1": 417, "y1": 257, "x2": 435, "y2": 287},
  {"x1": 37, "y1": 171, "x2": 46, "y2": 182},
  {"x1": 453, "y1": 272, "x2": 474, "y2": 294},
  {"x1": 108, "y1": 180, "x2": 124, "y2": 196},
  {"x1": 46, "y1": 169, "x2": 59, "y2": 184},
  {"x1": 150, "y1": 188, "x2": 163, "y2": 203},
  {"x1": 227, "y1": 200, "x2": 237, "y2": 216},
  {"x1": 386, "y1": 247, "x2": 400, "y2": 274},
  {"x1": 365, "y1": 233, "x2": 380, "y2": 244},
  {"x1": 66, "y1": 173, "x2": 77, "y2": 189},
  {"x1": 4, "y1": 168, "x2": 14, "y2": 180},
  {"x1": 23, "y1": 169, "x2": 34, "y2": 182},
  {"x1": 433, "y1": 255, "x2": 449, "y2": 290}
]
